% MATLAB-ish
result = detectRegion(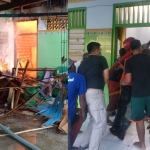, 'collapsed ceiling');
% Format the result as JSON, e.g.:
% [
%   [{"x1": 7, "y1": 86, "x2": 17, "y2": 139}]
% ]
[{"x1": 0, "y1": 0, "x2": 67, "y2": 12}]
